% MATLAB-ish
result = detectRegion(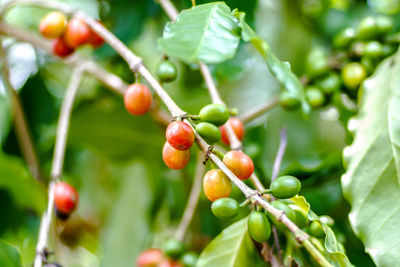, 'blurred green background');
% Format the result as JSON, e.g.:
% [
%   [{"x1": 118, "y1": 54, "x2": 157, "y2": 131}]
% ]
[{"x1": 1, "y1": 0, "x2": 397, "y2": 266}]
